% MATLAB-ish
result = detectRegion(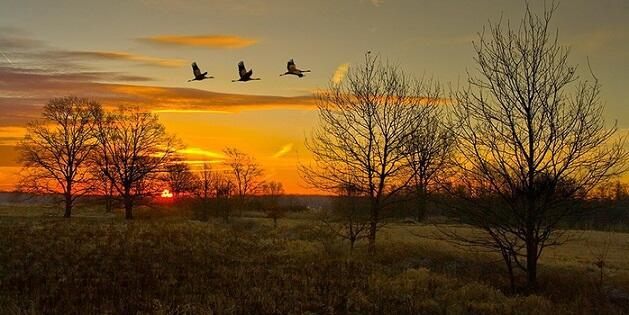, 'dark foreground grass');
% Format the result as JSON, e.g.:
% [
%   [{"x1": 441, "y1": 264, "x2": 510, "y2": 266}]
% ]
[{"x1": 0, "y1": 217, "x2": 627, "y2": 314}]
